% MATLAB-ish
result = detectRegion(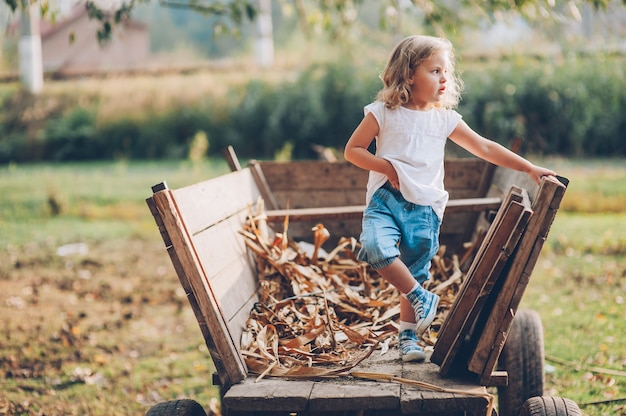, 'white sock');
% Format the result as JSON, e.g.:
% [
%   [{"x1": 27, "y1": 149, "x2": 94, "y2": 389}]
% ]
[
  {"x1": 399, "y1": 320, "x2": 417, "y2": 333},
  {"x1": 401, "y1": 281, "x2": 421, "y2": 299}
]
